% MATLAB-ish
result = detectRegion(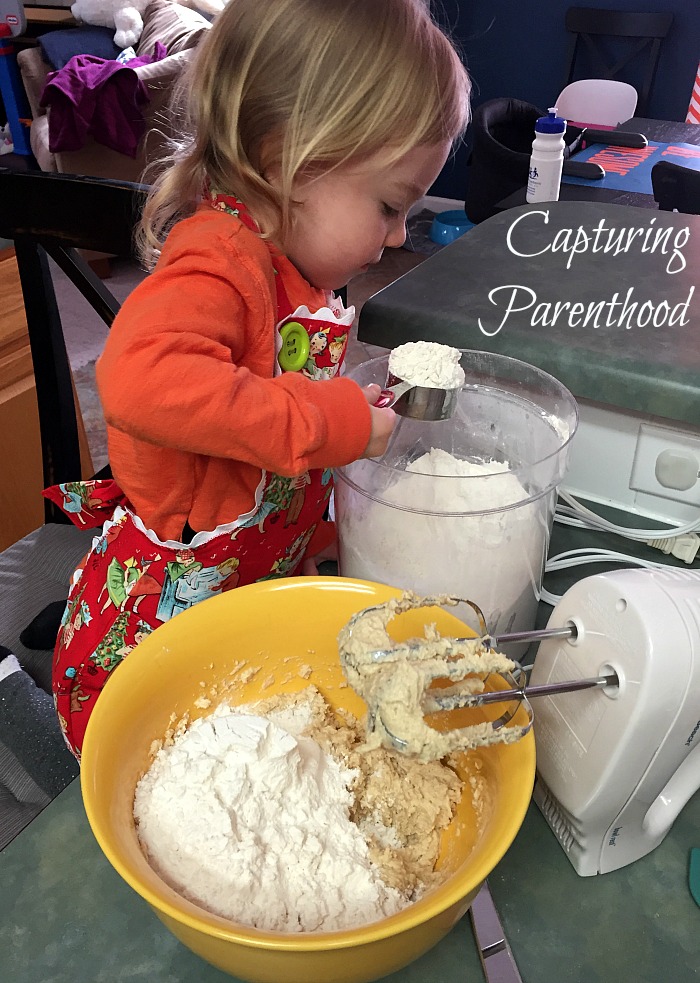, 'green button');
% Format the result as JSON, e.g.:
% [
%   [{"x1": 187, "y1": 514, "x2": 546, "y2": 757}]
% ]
[{"x1": 278, "y1": 321, "x2": 310, "y2": 372}]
